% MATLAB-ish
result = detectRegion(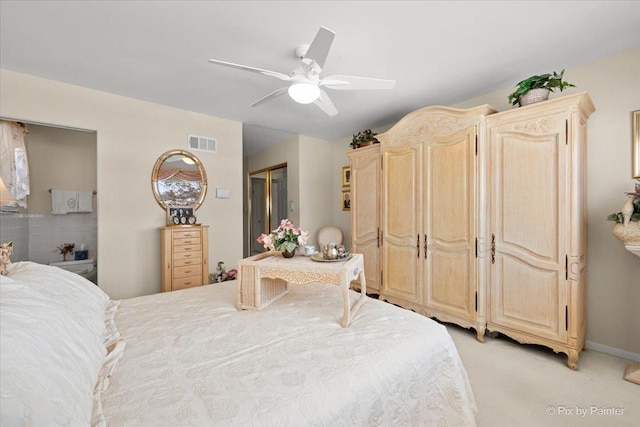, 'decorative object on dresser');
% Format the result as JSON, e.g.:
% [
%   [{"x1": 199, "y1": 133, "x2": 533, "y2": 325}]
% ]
[
  {"x1": 160, "y1": 225, "x2": 209, "y2": 292},
  {"x1": 167, "y1": 206, "x2": 196, "y2": 226},
  {"x1": 507, "y1": 69, "x2": 575, "y2": 107},
  {"x1": 349, "y1": 92, "x2": 594, "y2": 369}
]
